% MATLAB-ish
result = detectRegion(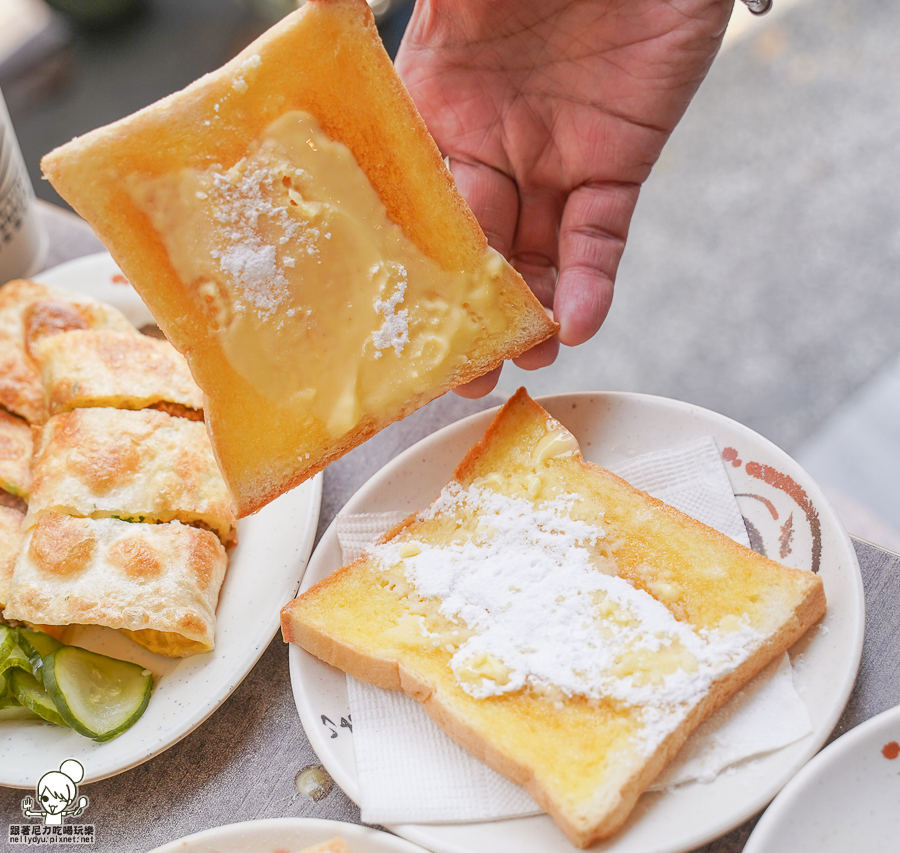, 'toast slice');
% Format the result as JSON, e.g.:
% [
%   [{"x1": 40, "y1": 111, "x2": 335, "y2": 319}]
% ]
[
  {"x1": 40, "y1": 0, "x2": 558, "y2": 517},
  {"x1": 281, "y1": 389, "x2": 826, "y2": 847}
]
